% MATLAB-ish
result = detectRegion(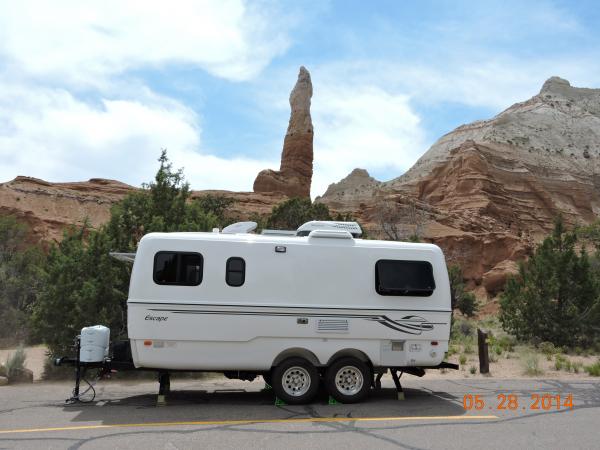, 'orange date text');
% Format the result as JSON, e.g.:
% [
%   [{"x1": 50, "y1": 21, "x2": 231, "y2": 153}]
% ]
[{"x1": 462, "y1": 393, "x2": 573, "y2": 411}]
